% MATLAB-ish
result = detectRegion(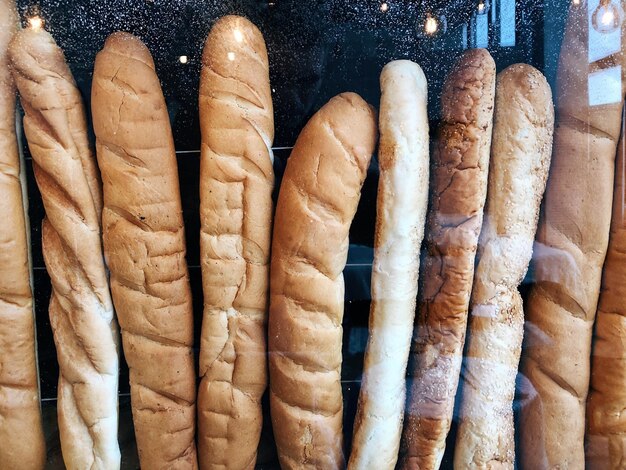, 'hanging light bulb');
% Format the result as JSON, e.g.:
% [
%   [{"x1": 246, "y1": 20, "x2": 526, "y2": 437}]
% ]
[
  {"x1": 477, "y1": 0, "x2": 487, "y2": 14},
  {"x1": 380, "y1": 2, "x2": 389, "y2": 13},
  {"x1": 424, "y1": 14, "x2": 439, "y2": 35},
  {"x1": 592, "y1": 0, "x2": 623, "y2": 33},
  {"x1": 28, "y1": 15, "x2": 43, "y2": 30}
]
